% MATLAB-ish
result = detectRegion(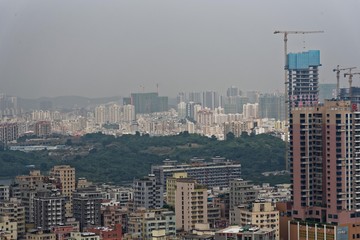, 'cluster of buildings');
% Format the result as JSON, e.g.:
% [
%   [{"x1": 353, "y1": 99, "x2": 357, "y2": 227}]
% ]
[
  {"x1": 0, "y1": 94, "x2": 19, "y2": 118},
  {"x1": 0, "y1": 91, "x2": 290, "y2": 144},
  {"x1": 0, "y1": 158, "x2": 293, "y2": 240},
  {"x1": 3, "y1": 41, "x2": 360, "y2": 240}
]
